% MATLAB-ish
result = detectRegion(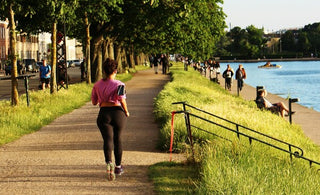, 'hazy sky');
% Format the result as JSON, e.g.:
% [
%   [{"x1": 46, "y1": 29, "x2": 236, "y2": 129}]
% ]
[{"x1": 222, "y1": 0, "x2": 320, "y2": 32}]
